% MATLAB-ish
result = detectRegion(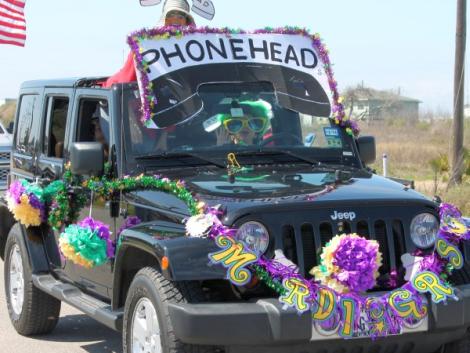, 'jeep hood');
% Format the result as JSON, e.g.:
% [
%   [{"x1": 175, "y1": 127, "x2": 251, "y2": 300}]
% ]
[{"x1": 127, "y1": 167, "x2": 432, "y2": 220}]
